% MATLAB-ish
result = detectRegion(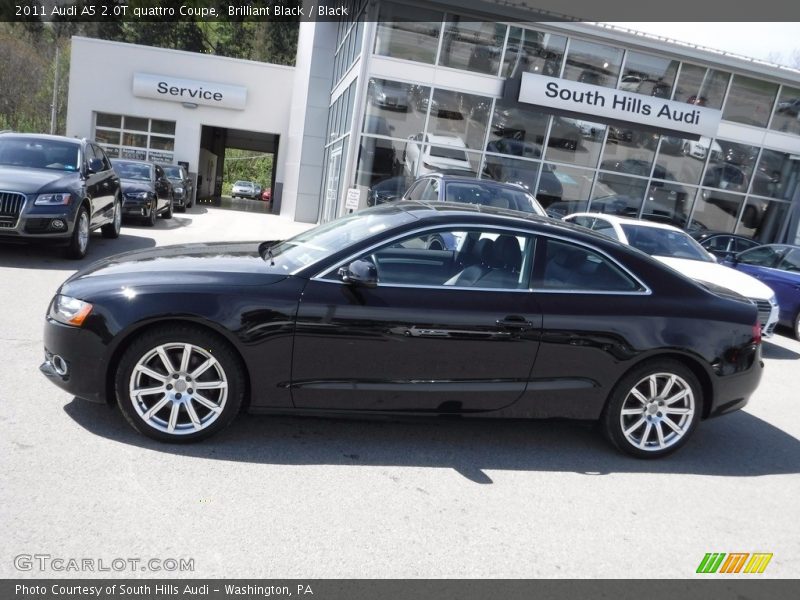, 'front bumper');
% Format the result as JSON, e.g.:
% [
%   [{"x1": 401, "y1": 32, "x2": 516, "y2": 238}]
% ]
[
  {"x1": 40, "y1": 317, "x2": 108, "y2": 403},
  {"x1": 0, "y1": 195, "x2": 76, "y2": 243},
  {"x1": 122, "y1": 198, "x2": 154, "y2": 217}
]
